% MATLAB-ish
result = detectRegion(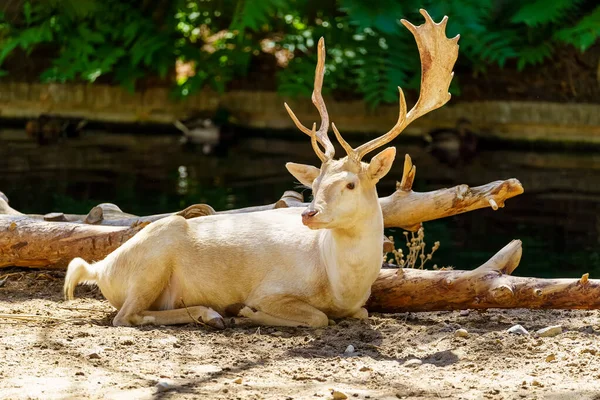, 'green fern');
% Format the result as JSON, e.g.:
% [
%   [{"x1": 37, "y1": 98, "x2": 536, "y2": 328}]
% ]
[
  {"x1": 468, "y1": 31, "x2": 520, "y2": 67},
  {"x1": 278, "y1": 55, "x2": 318, "y2": 98},
  {"x1": 511, "y1": 0, "x2": 584, "y2": 27},
  {"x1": 229, "y1": 0, "x2": 288, "y2": 33},
  {"x1": 0, "y1": 0, "x2": 598, "y2": 108},
  {"x1": 554, "y1": 5, "x2": 600, "y2": 51},
  {"x1": 517, "y1": 42, "x2": 555, "y2": 70}
]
